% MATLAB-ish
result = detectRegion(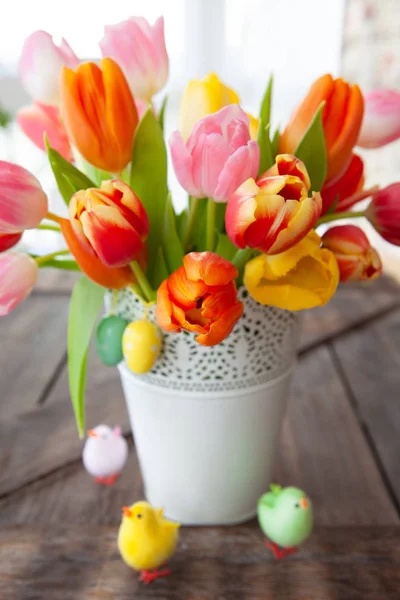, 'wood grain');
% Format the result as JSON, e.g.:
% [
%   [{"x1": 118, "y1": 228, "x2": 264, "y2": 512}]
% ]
[
  {"x1": 0, "y1": 525, "x2": 399, "y2": 600},
  {"x1": 300, "y1": 277, "x2": 400, "y2": 353},
  {"x1": 0, "y1": 346, "x2": 397, "y2": 527},
  {"x1": 0, "y1": 346, "x2": 129, "y2": 497},
  {"x1": 333, "y1": 307, "x2": 400, "y2": 506},
  {"x1": 0, "y1": 295, "x2": 69, "y2": 420}
]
